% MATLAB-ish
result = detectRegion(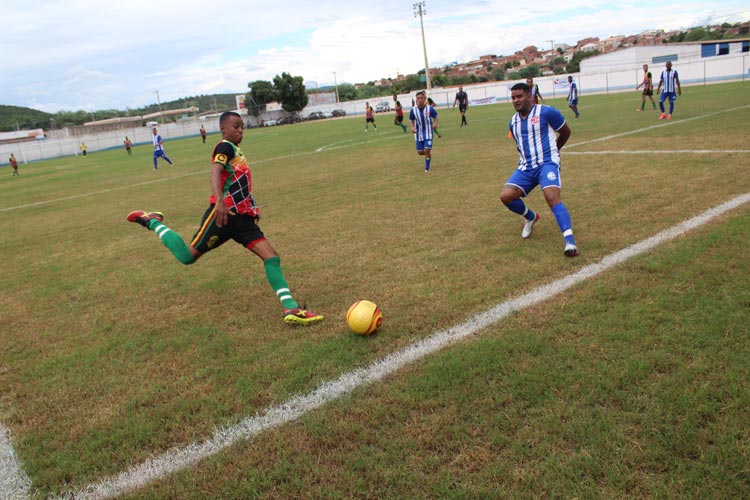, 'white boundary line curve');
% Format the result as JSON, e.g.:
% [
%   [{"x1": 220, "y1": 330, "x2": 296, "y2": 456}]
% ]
[
  {"x1": 0, "y1": 423, "x2": 31, "y2": 499},
  {"x1": 565, "y1": 149, "x2": 750, "y2": 155},
  {"x1": 29, "y1": 192, "x2": 744, "y2": 500}
]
